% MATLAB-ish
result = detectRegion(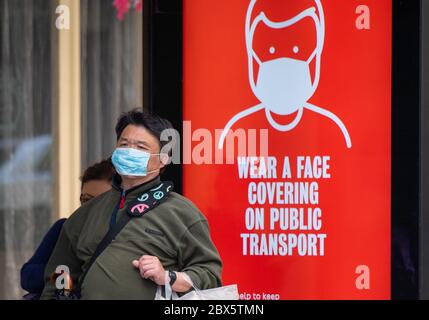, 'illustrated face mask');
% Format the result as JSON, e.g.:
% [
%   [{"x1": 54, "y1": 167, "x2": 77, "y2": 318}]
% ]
[
  {"x1": 253, "y1": 54, "x2": 316, "y2": 115},
  {"x1": 247, "y1": 7, "x2": 322, "y2": 115},
  {"x1": 112, "y1": 147, "x2": 160, "y2": 177}
]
